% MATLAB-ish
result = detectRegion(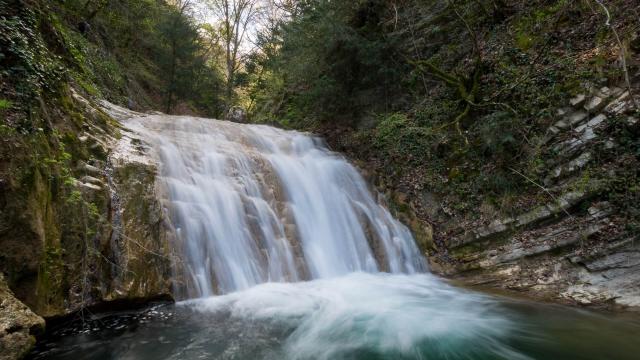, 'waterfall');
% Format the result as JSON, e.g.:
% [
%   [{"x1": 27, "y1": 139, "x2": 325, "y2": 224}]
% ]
[
  {"x1": 127, "y1": 115, "x2": 426, "y2": 298},
  {"x1": 35, "y1": 111, "x2": 640, "y2": 360}
]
